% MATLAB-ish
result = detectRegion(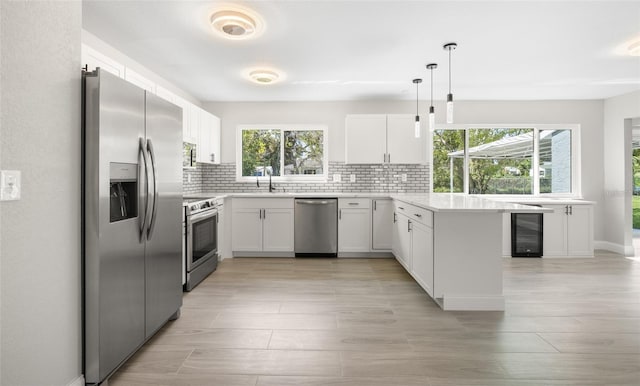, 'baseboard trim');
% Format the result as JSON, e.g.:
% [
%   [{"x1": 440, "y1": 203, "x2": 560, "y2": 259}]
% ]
[
  {"x1": 435, "y1": 295, "x2": 505, "y2": 311},
  {"x1": 594, "y1": 240, "x2": 633, "y2": 256},
  {"x1": 67, "y1": 375, "x2": 85, "y2": 386}
]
